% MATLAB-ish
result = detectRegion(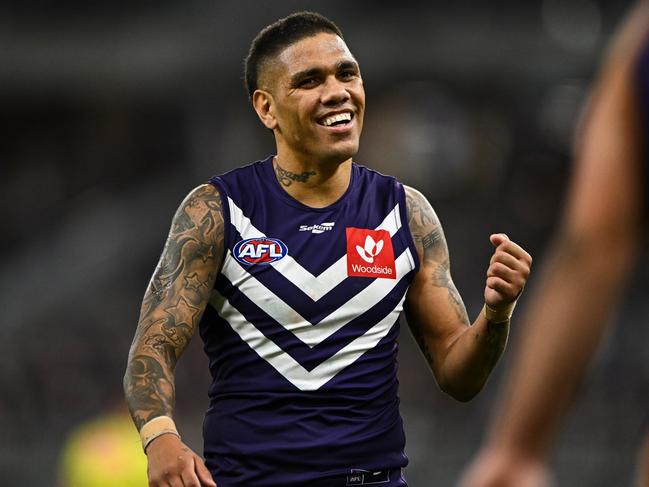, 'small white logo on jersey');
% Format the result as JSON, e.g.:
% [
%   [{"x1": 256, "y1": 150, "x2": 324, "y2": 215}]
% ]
[
  {"x1": 347, "y1": 469, "x2": 391, "y2": 485},
  {"x1": 299, "y1": 222, "x2": 335, "y2": 234},
  {"x1": 356, "y1": 235, "x2": 384, "y2": 263}
]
